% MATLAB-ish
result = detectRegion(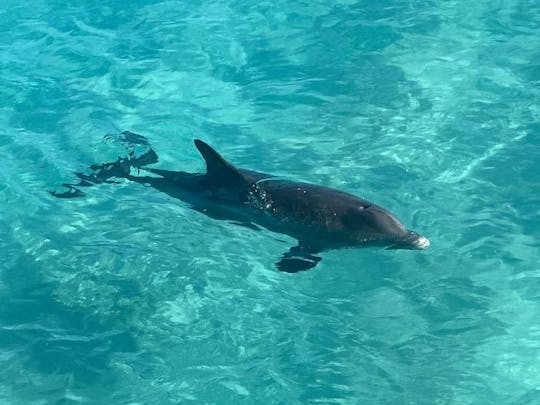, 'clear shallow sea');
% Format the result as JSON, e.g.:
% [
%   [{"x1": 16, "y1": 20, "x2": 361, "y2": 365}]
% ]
[{"x1": 1, "y1": 0, "x2": 539, "y2": 403}]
